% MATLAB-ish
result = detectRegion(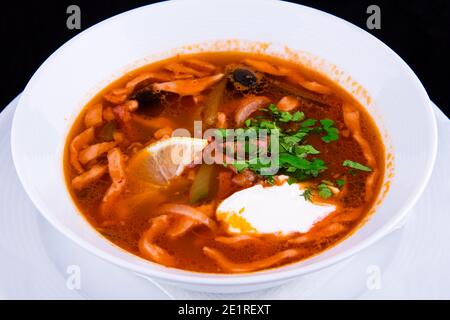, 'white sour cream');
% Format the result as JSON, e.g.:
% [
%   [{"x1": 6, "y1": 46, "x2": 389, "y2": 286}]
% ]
[{"x1": 216, "y1": 183, "x2": 336, "y2": 235}]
